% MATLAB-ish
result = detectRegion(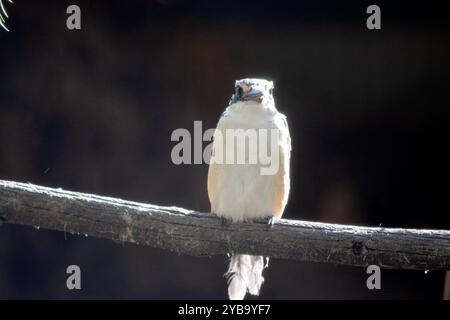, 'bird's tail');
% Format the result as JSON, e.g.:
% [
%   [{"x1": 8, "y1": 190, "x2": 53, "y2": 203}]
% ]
[{"x1": 225, "y1": 254, "x2": 267, "y2": 300}]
